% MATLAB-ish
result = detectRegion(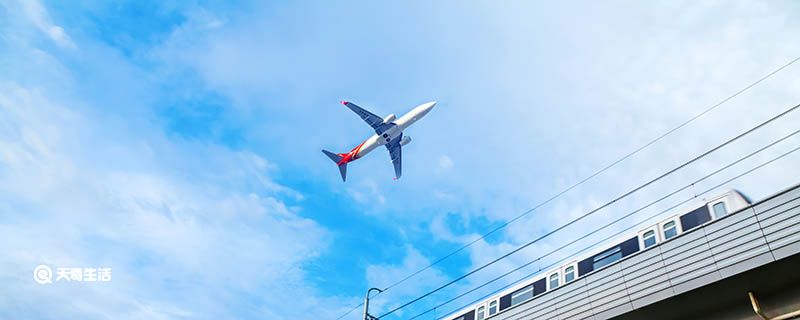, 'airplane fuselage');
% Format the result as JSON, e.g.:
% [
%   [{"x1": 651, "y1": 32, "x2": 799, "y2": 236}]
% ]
[
  {"x1": 337, "y1": 101, "x2": 435, "y2": 165},
  {"x1": 323, "y1": 100, "x2": 436, "y2": 181}
]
